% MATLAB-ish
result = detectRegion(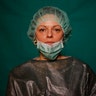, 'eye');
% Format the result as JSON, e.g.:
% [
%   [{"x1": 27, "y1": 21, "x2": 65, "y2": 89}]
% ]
[
  {"x1": 39, "y1": 28, "x2": 46, "y2": 32},
  {"x1": 53, "y1": 28, "x2": 62, "y2": 32},
  {"x1": 55, "y1": 28, "x2": 61, "y2": 31},
  {"x1": 52, "y1": 25, "x2": 62, "y2": 33}
]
